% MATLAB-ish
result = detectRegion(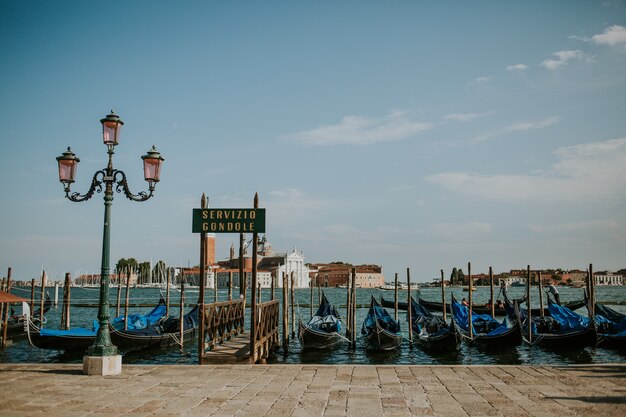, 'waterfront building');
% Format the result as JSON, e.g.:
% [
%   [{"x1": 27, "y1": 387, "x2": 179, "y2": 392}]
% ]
[
  {"x1": 594, "y1": 271, "x2": 624, "y2": 286},
  {"x1": 310, "y1": 264, "x2": 385, "y2": 288}
]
